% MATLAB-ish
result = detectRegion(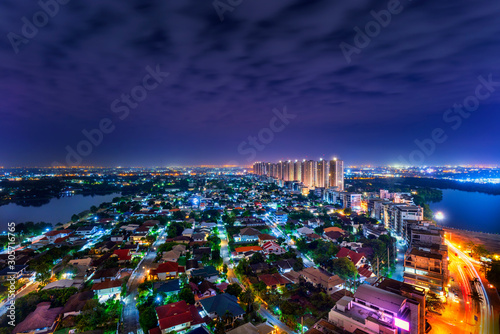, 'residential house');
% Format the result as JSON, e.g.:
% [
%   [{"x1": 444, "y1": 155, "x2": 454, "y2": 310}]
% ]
[
  {"x1": 162, "y1": 250, "x2": 182, "y2": 263},
  {"x1": 0, "y1": 265, "x2": 28, "y2": 281},
  {"x1": 272, "y1": 259, "x2": 297, "y2": 273},
  {"x1": 327, "y1": 275, "x2": 345, "y2": 294},
  {"x1": 42, "y1": 279, "x2": 83, "y2": 290},
  {"x1": 12, "y1": 302, "x2": 63, "y2": 334},
  {"x1": 336, "y1": 247, "x2": 367, "y2": 268},
  {"x1": 323, "y1": 231, "x2": 344, "y2": 243},
  {"x1": 233, "y1": 227, "x2": 261, "y2": 243},
  {"x1": 155, "y1": 279, "x2": 181, "y2": 297},
  {"x1": 151, "y1": 262, "x2": 185, "y2": 280},
  {"x1": 227, "y1": 322, "x2": 277, "y2": 334},
  {"x1": 199, "y1": 293, "x2": 245, "y2": 322},
  {"x1": 258, "y1": 234, "x2": 277, "y2": 246},
  {"x1": 258, "y1": 273, "x2": 292, "y2": 290},
  {"x1": 190, "y1": 280, "x2": 217, "y2": 301},
  {"x1": 91, "y1": 279, "x2": 122, "y2": 300},
  {"x1": 234, "y1": 246, "x2": 262, "y2": 258},
  {"x1": 75, "y1": 225, "x2": 98, "y2": 236},
  {"x1": 192, "y1": 233, "x2": 207, "y2": 242},
  {"x1": 113, "y1": 249, "x2": 132, "y2": 262},
  {"x1": 297, "y1": 227, "x2": 315, "y2": 236},
  {"x1": 44, "y1": 229, "x2": 73, "y2": 242},
  {"x1": 299, "y1": 267, "x2": 333, "y2": 290},
  {"x1": 262, "y1": 241, "x2": 286, "y2": 255},
  {"x1": 153, "y1": 300, "x2": 205, "y2": 334},
  {"x1": 61, "y1": 291, "x2": 94, "y2": 318},
  {"x1": 93, "y1": 267, "x2": 120, "y2": 283},
  {"x1": 192, "y1": 247, "x2": 212, "y2": 262},
  {"x1": 190, "y1": 266, "x2": 220, "y2": 283},
  {"x1": 250, "y1": 262, "x2": 270, "y2": 274}
]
